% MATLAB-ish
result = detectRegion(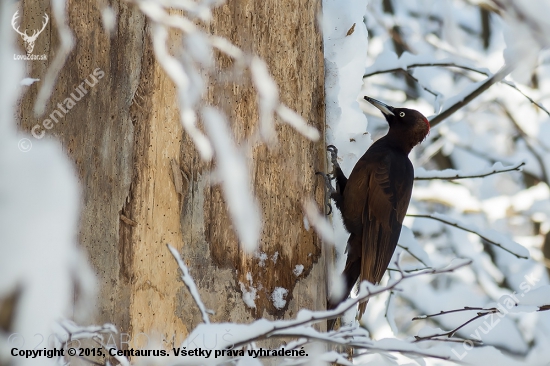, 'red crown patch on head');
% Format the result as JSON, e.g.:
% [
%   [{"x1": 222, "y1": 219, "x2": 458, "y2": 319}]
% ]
[{"x1": 423, "y1": 116, "x2": 430, "y2": 133}]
